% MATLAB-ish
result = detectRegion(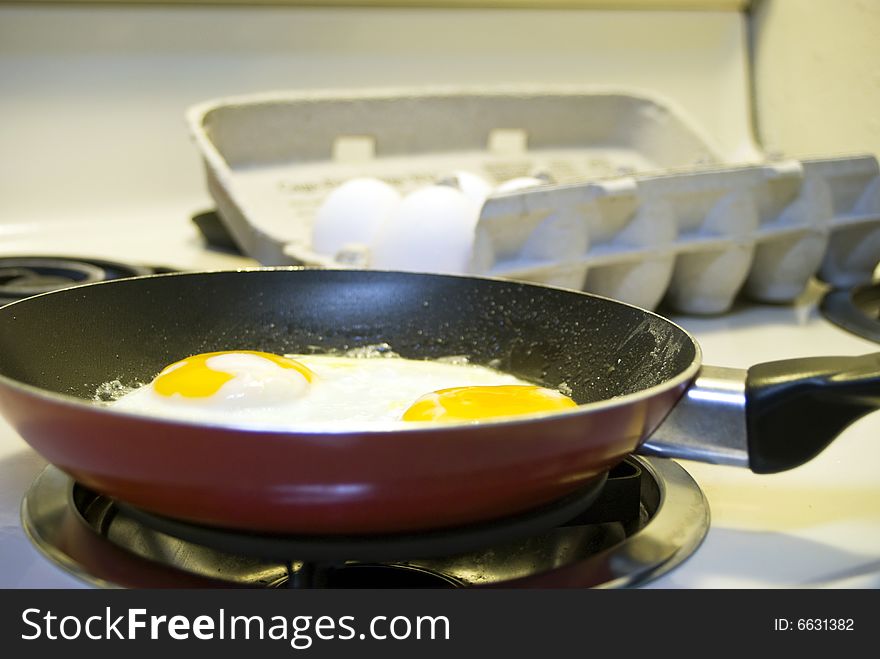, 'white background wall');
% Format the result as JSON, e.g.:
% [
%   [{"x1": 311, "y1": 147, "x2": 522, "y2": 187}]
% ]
[
  {"x1": 0, "y1": 5, "x2": 752, "y2": 227},
  {"x1": 750, "y1": 0, "x2": 880, "y2": 162}
]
